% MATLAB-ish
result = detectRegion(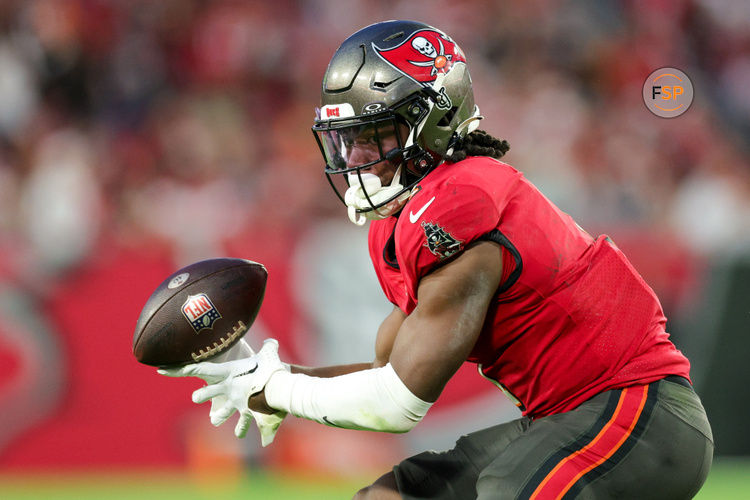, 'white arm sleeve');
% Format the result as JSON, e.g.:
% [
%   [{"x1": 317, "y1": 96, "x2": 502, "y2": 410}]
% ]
[{"x1": 264, "y1": 363, "x2": 432, "y2": 433}]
